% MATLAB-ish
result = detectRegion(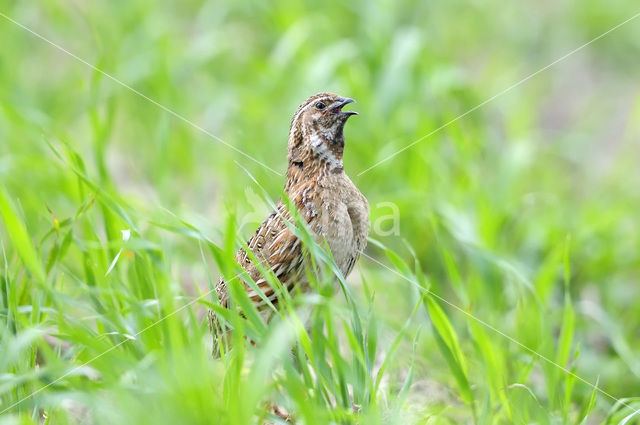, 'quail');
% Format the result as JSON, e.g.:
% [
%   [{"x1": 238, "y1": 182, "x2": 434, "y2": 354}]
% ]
[{"x1": 210, "y1": 93, "x2": 369, "y2": 353}]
